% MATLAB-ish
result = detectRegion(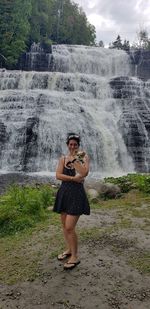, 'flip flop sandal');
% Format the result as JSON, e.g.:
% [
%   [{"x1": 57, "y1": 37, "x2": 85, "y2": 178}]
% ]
[
  {"x1": 64, "y1": 260, "x2": 80, "y2": 270},
  {"x1": 57, "y1": 252, "x2": 71, "y2": 261}
]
